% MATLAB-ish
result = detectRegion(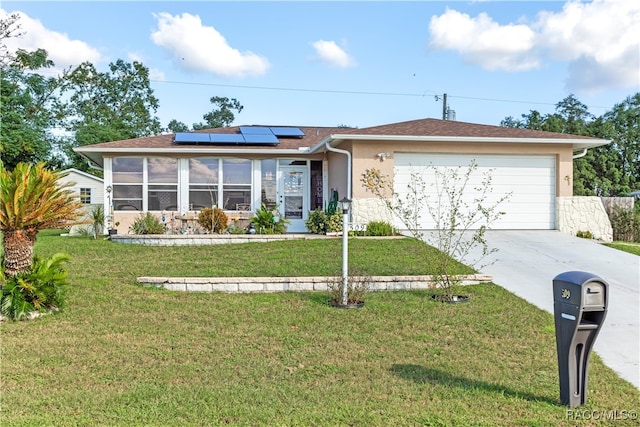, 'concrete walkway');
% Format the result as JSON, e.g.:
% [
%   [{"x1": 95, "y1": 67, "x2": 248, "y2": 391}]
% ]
[{"x1": 447, "y1": 230, "x2": 639, "y2": 389}]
